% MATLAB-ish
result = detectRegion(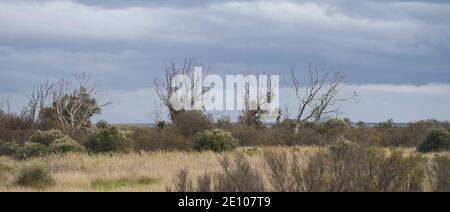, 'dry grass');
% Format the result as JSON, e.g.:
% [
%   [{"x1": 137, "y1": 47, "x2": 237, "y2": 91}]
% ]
[{"x1": 0, "y1": 146, "x2": 447, "y2": 192}]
